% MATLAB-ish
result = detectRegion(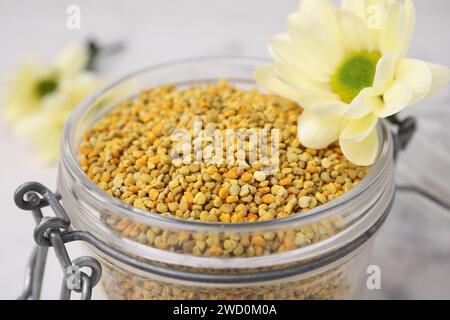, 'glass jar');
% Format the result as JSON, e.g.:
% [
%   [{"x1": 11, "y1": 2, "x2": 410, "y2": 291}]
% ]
[{"x1": 57, "y1": 57, "x2": 395, "y2": 300}]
